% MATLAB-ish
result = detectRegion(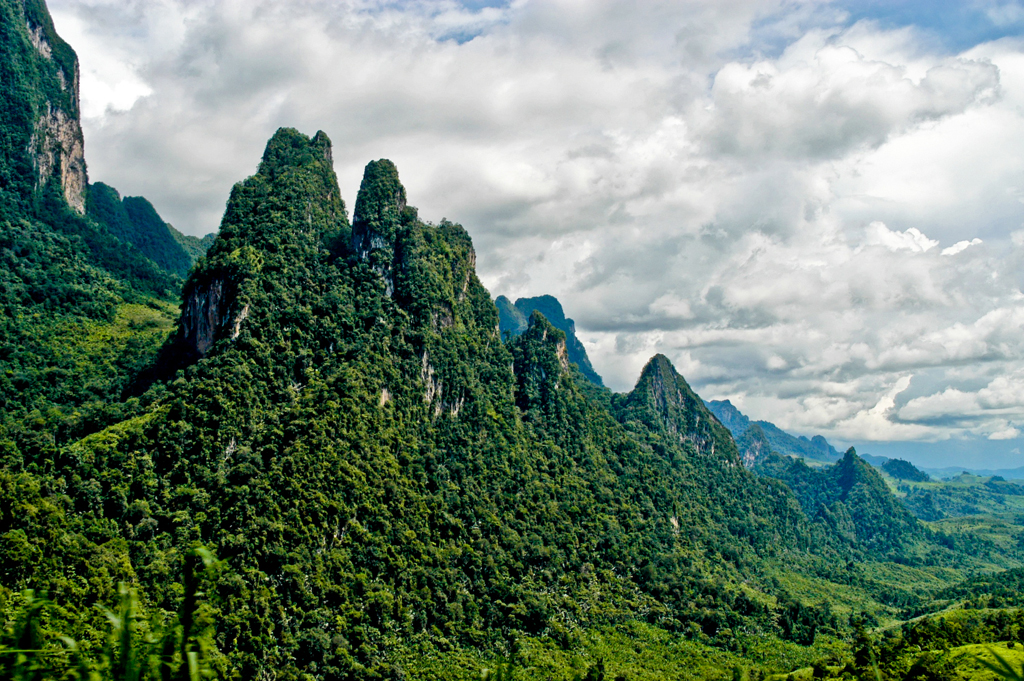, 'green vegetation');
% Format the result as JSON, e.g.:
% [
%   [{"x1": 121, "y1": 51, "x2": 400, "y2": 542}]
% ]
[
  {"x1": 0, "y1": 548, "x2": 223, "y2": 680},
  {"x1": 86, "y1": 182, "x2": 212, "y2": 278},
  {"x1": 6, "y1": 125, "x2": 943, "y2": 679},
  {"x1": 4, "y1": 2, "x2": 1024, "y2": 678},
  {"x1": 754, "y1": 450, "x2": 925, "y2": 559},
  {"x1": 882, "y1": 459, "x2": 930, "y2": 483},
  {"x1": 896, "y1": 473, "x2": 1024, "y2": 522},
  {"x1": 497, "y1": 295, "x2": 604, "y2": 386},
  {"x1": 171, "y1": 231, "x2": 216, "y2": 266}
]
